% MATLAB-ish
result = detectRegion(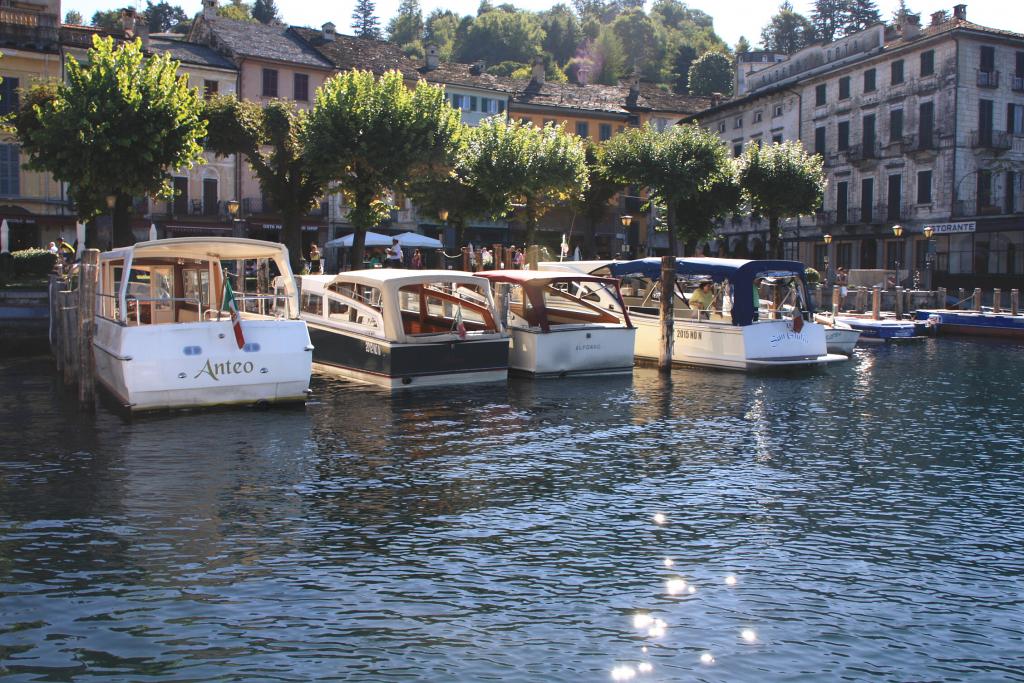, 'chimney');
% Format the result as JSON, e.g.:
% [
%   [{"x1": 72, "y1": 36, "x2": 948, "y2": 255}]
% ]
[
  {"x1": 470, "y1": 60, "x2": 486, "y2": 75},
  {"x1": 322, "y1": 22, "x2": 336, "y2": 40},
  {"x1": 120, "y1": 8, "x2": 137, "y2": 36},
  {"x1": 425, "y1": 43, "x2": 439, "y2": 70},
  {"x1": 903, "y1": 13, "x2": 921, "y2": 39},
  {"x1": 531, "y1": 56, "x2": 545, "y2": 85},
  {"x1": 930, "y1": 11, "x2": 945, "y2": 25},
  {"x1": 577, "y1": 63, "x2": 591, "y2": 85},
  {"x1": 202, "y1": 0, "x2": 219, "y2": 20},
  {"x1": 711, "y1": 92, "x2": 723, "y2": 107},
  {"x1": 953, "y1": 4, "x2": 967, "y2": 20}
]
